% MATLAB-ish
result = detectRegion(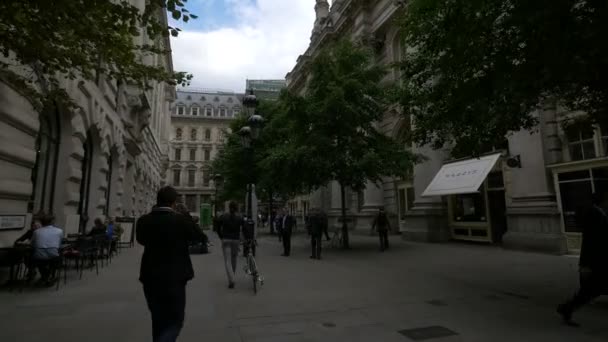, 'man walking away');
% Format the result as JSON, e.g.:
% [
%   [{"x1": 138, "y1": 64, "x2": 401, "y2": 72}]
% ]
[
  {"x1": 280, "y1": 208, "x2": 296, "y2": 256},
  {"x1": 557, "y1": 192, "x2": 608, "y2": 326},
  {"x1": 371, "y1": 208, "x2": 391, "y2": 252},
  {"x1": 216, "y1": 201, "x2": 244, "y2": 289},
  {"x1": 307, "y1": 208, "x2": 327, "y2": 260},
  {"x1": 137, "y1": 186, "x2": 204, "y2": 342}
]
